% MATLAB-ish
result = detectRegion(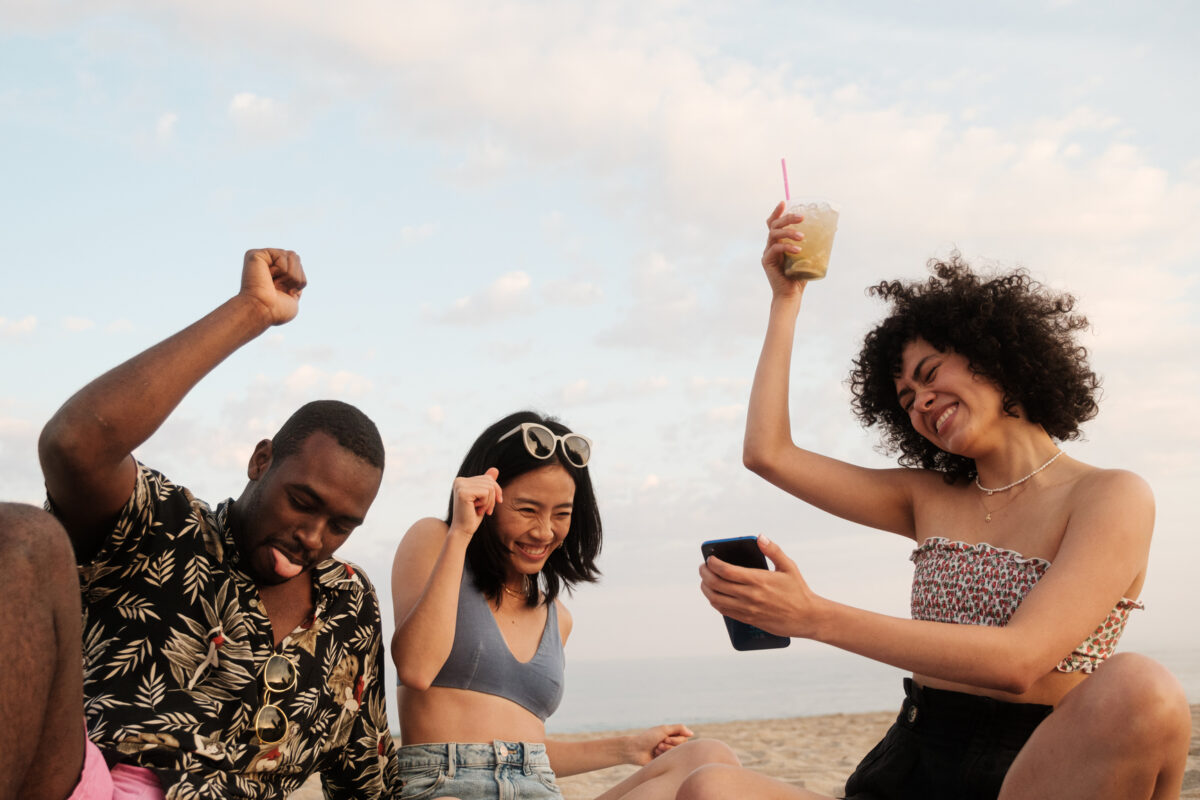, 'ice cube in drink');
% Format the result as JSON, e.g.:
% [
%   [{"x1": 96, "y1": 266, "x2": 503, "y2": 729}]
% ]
[{"x1": 782, "y1": 200, "x2": 839, "y2": 281}]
